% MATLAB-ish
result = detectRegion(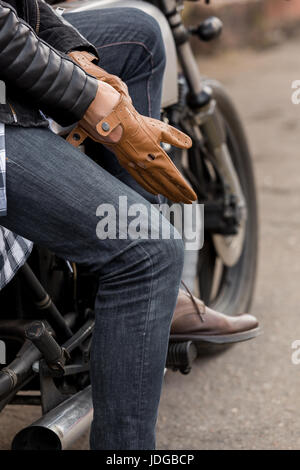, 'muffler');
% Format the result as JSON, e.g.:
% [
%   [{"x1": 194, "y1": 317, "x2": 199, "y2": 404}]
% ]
[{"x1": 12, "y1": 386, "x2": 93, "y2": 450}]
